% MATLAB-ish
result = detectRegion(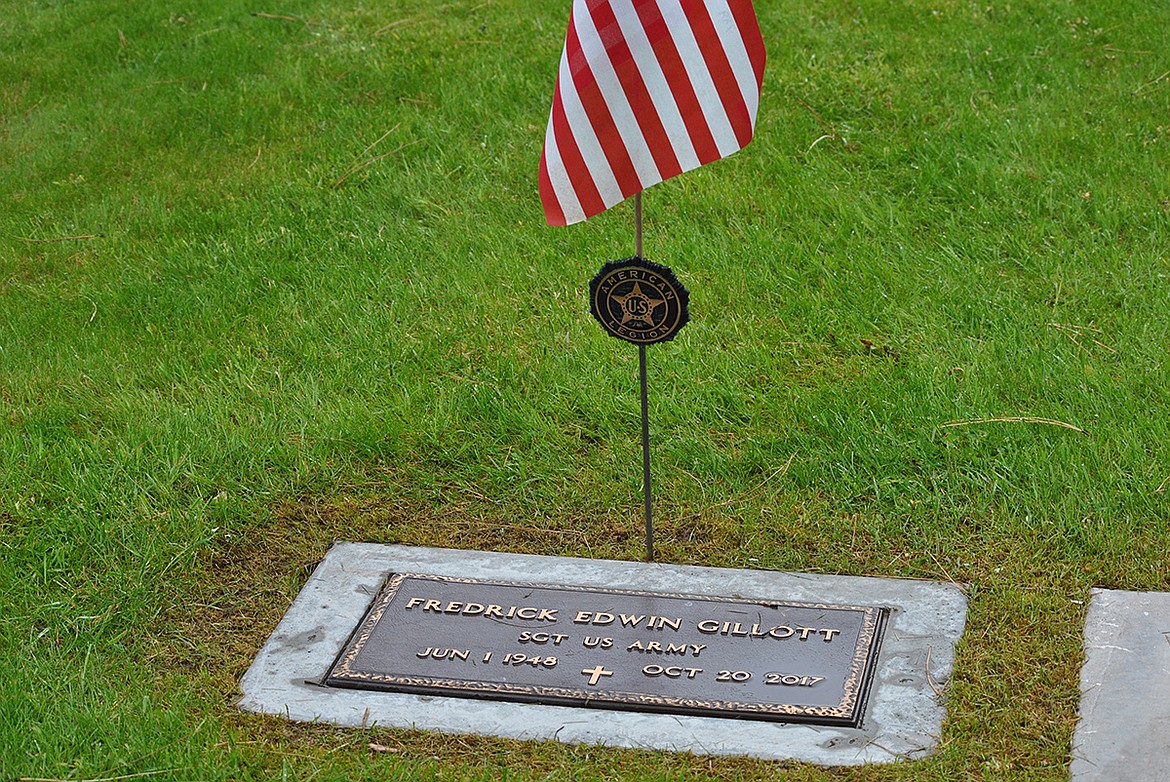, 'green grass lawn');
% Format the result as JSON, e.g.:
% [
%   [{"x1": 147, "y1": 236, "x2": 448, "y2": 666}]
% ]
[{"x1": 2, "y1": 0, "x2": 1168, "y2": 778}]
